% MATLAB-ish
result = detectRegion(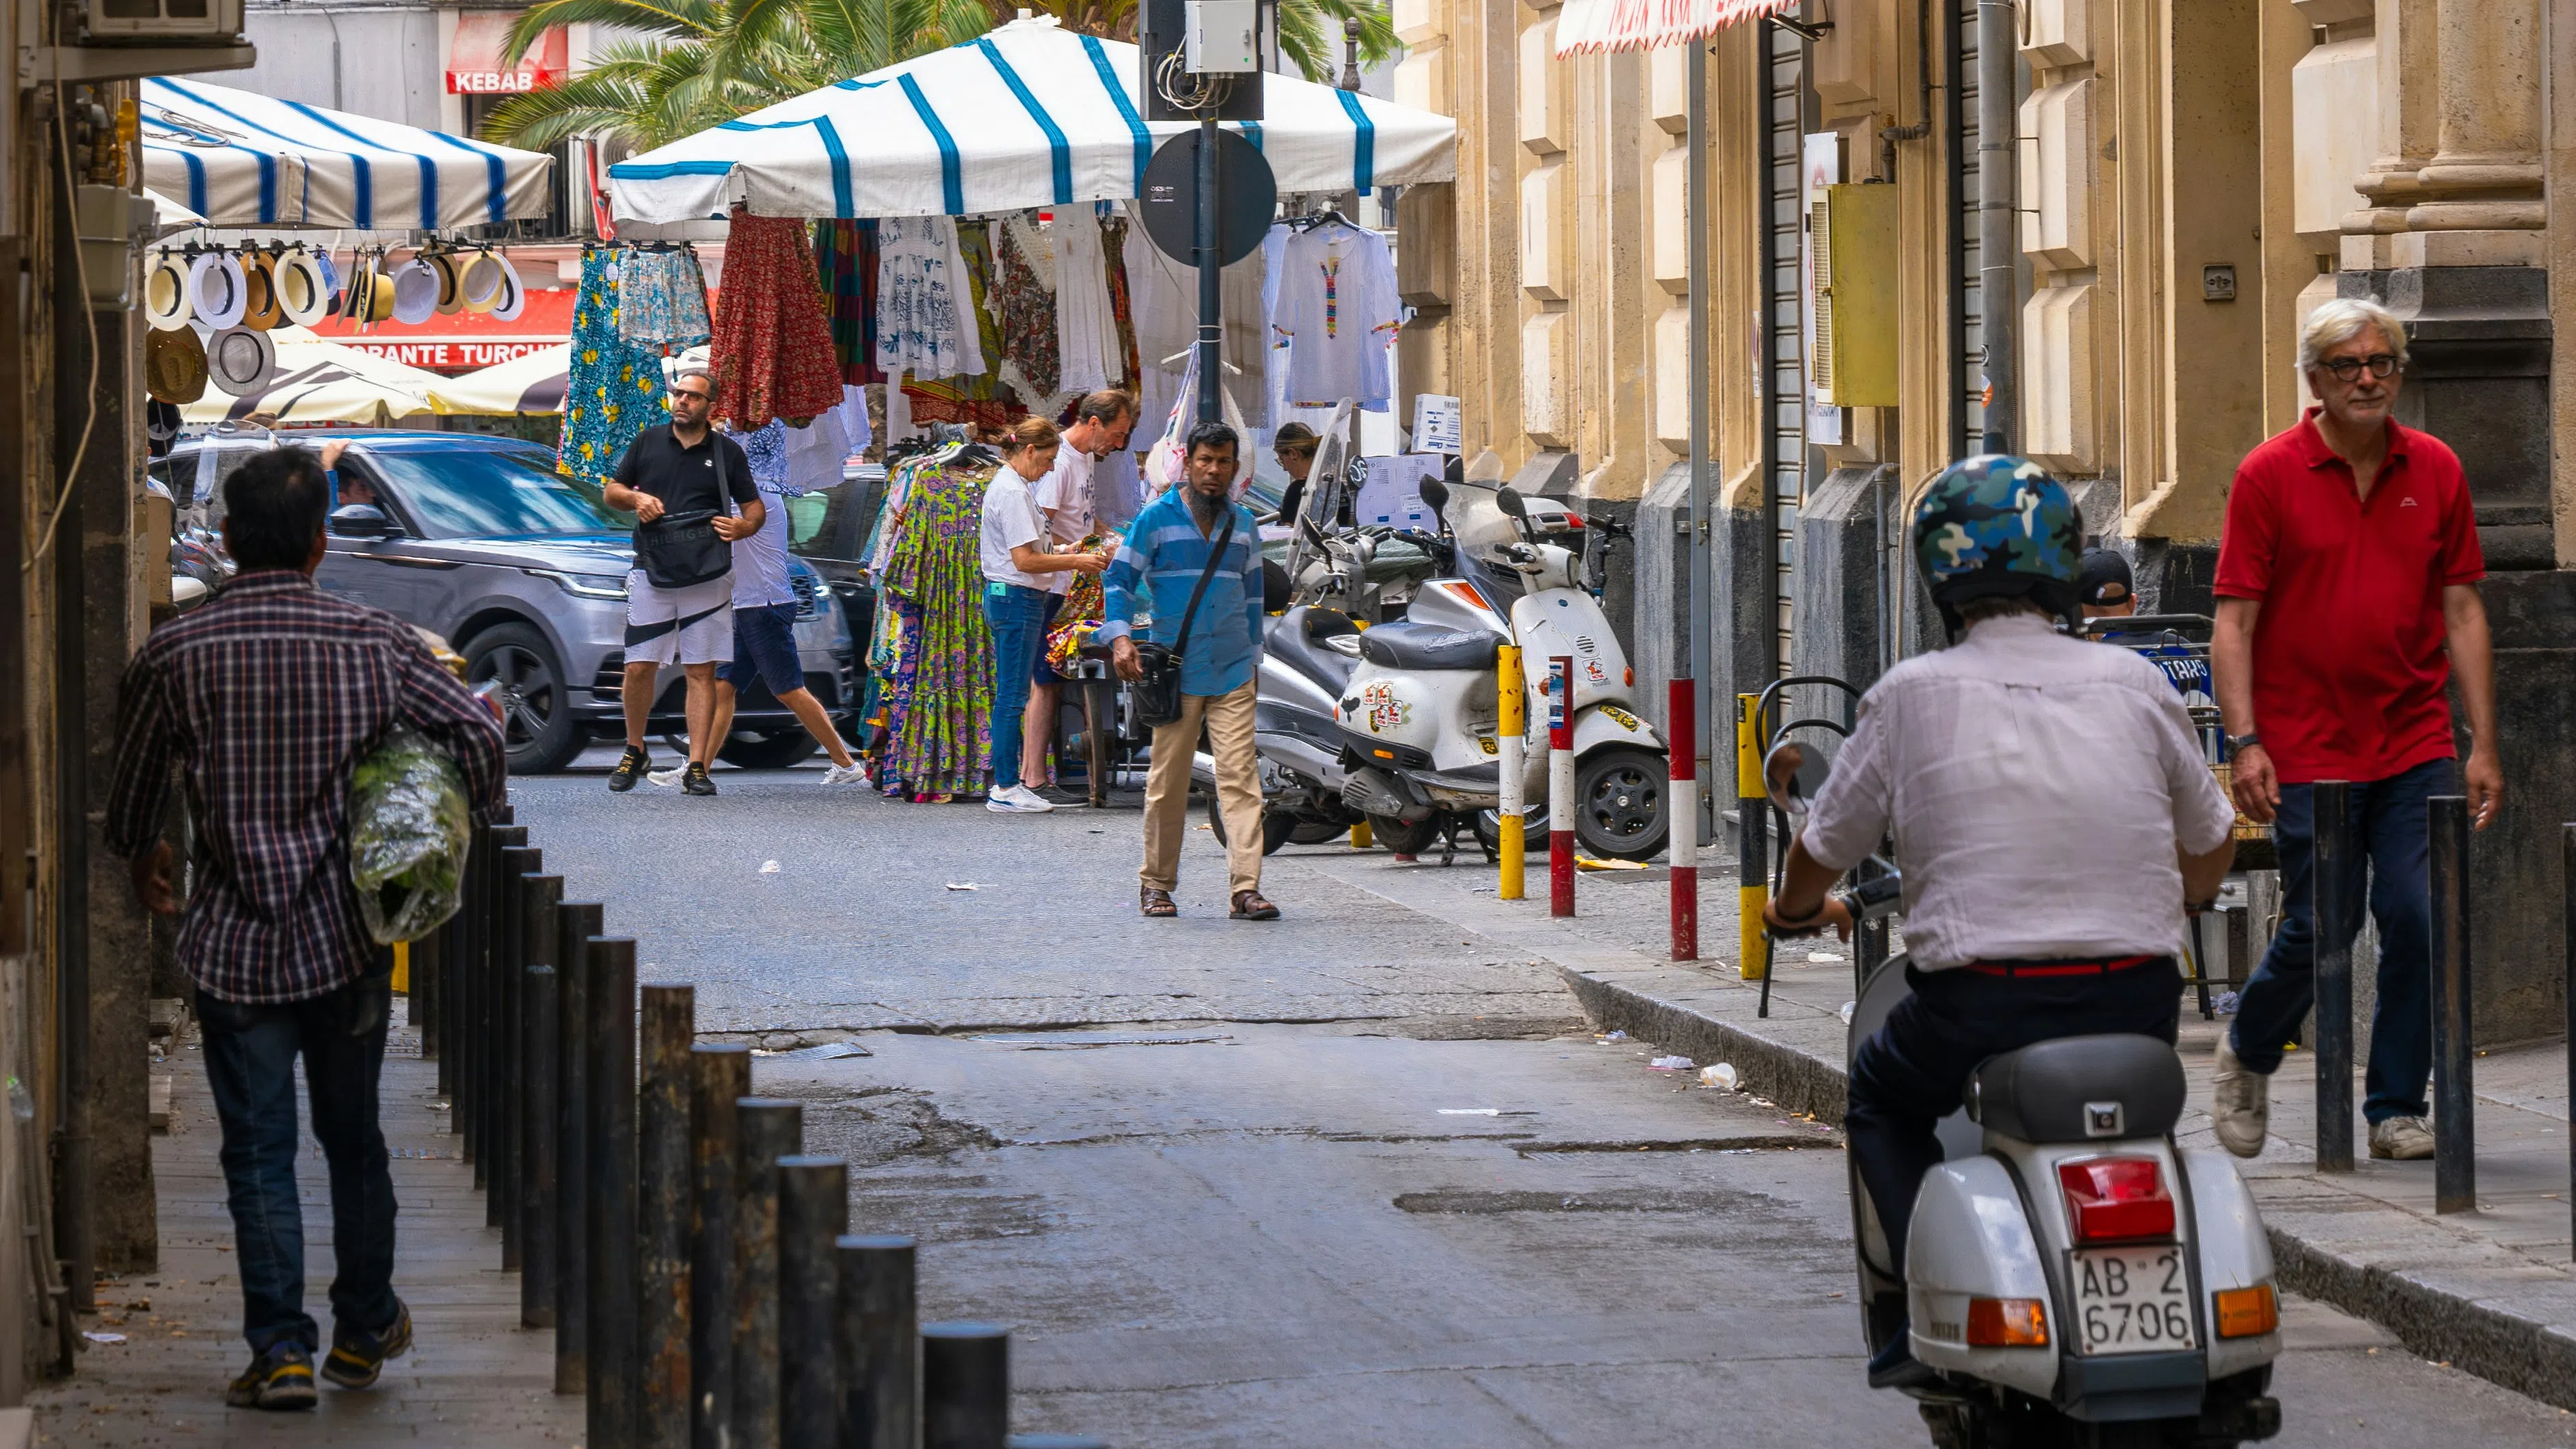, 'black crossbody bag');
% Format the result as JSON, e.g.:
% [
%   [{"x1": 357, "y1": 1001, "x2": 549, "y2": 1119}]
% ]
[
  {"x1": 635, "y1": 506, "x2": 732, "y2": 589},
  {"x1": 1131, "y1": 510, "x2": 1236, "y2": 728}
]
